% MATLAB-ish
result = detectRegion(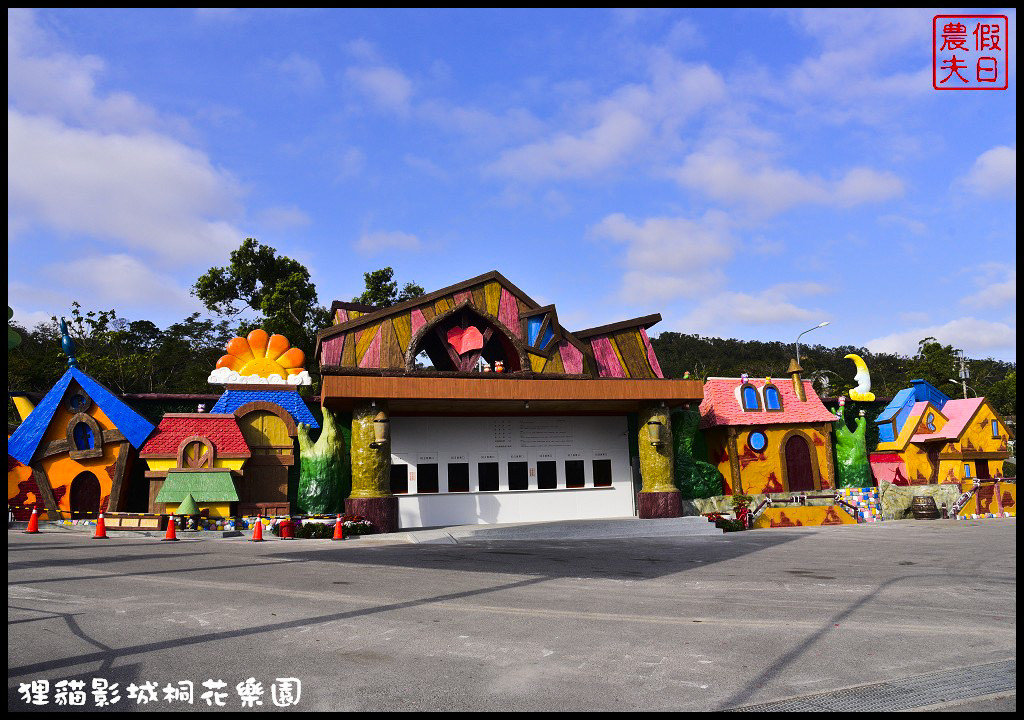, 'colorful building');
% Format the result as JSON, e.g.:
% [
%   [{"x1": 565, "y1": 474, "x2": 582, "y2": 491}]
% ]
[
  {"x1": 7, "y1": 367, "x2": 155, "y2": 520},
  {"x1": 870, "y1": 379, "x2": 1012, "y2": 485},
  {"x1": 698, "y1": 363, "x2": 837, "y2": 495},
  {"x1": 139, "y1": 413, "x2": 250, "y2": 516},
  {"x1": 315, "y1": 270, "x2": 703, "y2": 531}
]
